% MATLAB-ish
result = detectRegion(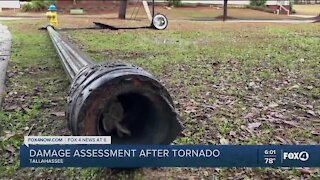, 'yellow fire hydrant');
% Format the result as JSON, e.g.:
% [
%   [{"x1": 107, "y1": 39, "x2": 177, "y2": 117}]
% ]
[{"x1": 46, "y1": 4, "x2": 58, "y2": 28}]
